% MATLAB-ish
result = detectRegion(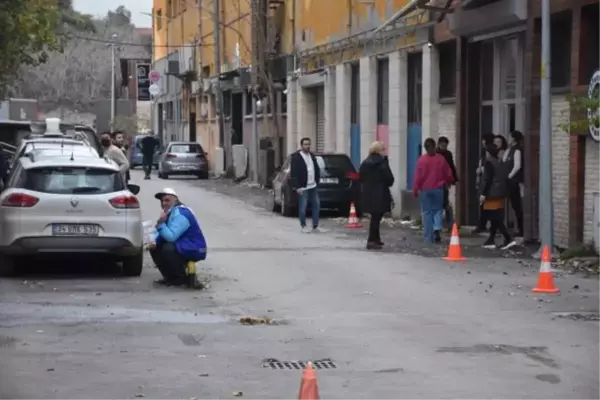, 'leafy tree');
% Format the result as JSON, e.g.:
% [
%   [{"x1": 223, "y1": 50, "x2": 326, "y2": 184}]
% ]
[
  {"x1": 0, "y1": 0, "x2": 61, "y2": 98},
  {"x1": 561, "y1": 89, "x2": 600, "y2": 135}
]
